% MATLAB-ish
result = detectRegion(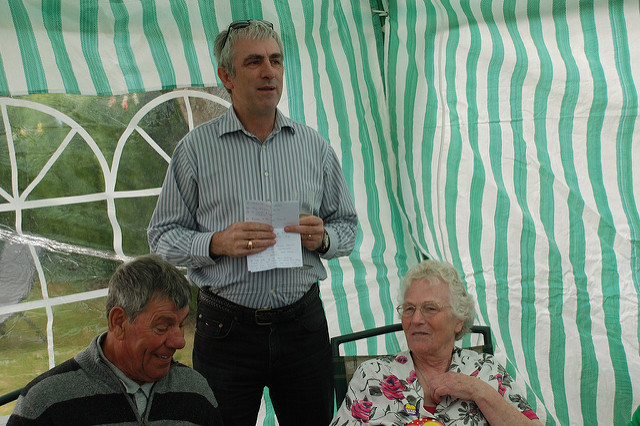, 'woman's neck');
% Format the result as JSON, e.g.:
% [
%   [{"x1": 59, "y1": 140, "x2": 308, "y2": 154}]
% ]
[
  {"x1": 412, "y1": 352, "x2": 452, "y2": 408},
  {"x1": 411, "y1": 349, "x2": 452, "y2": 376}
]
